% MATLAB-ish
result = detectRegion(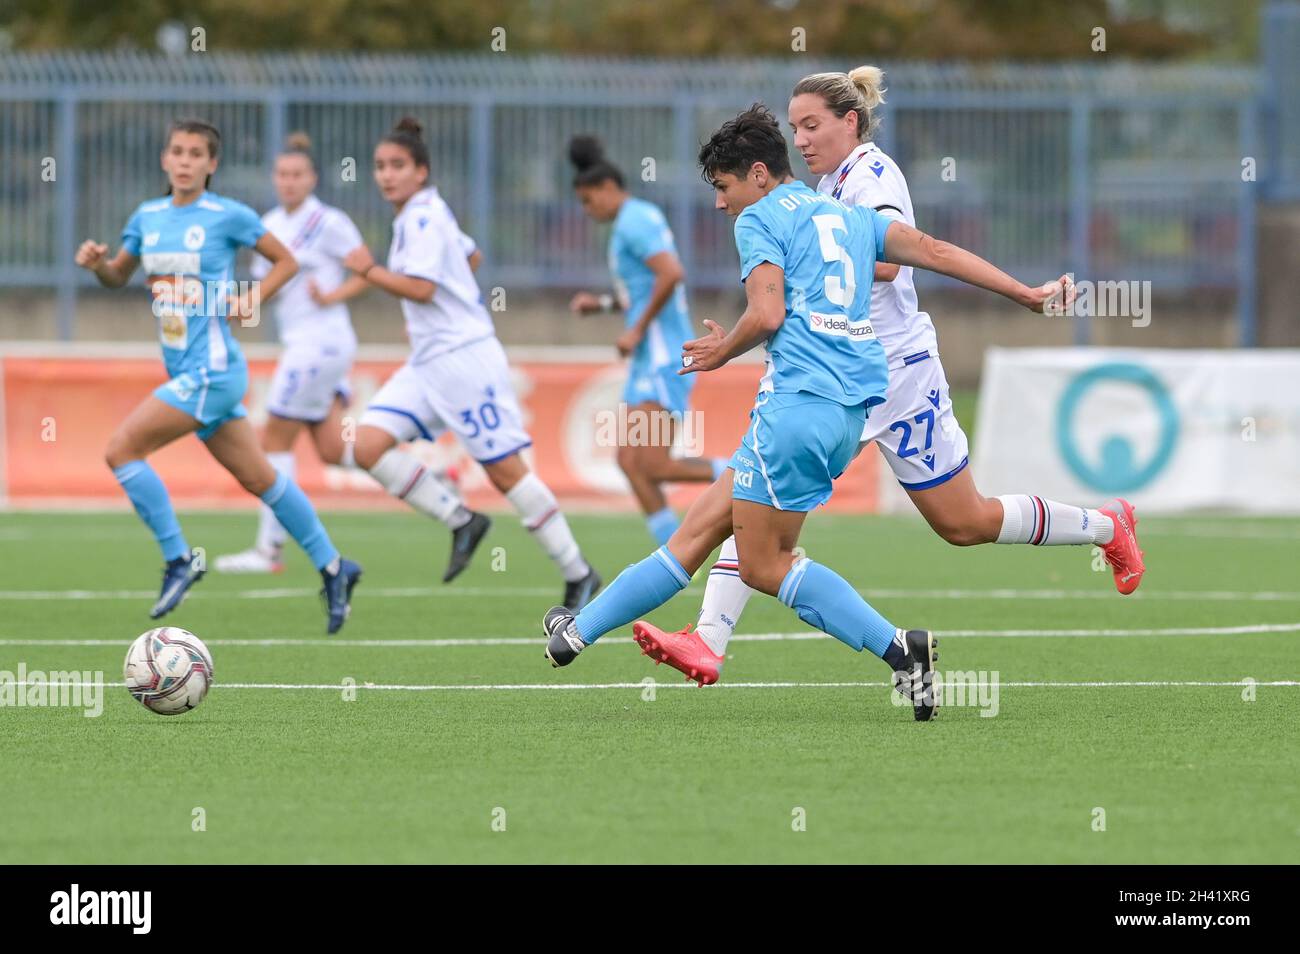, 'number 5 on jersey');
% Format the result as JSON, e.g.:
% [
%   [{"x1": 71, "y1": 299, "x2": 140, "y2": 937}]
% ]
[{"x1": 812, "y1": 213, "x2": 857, "y2": 307}]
